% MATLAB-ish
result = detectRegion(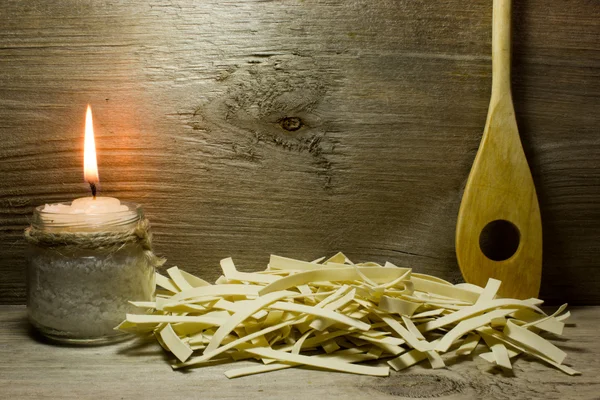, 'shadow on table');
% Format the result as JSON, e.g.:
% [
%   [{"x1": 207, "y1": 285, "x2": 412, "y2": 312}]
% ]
[
  {"x1": 19, "y1": 315, "x2": 146, "y2": 349},
  {"x1": 117, "y1": 335, "x2": 164, "y2": 357}
]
